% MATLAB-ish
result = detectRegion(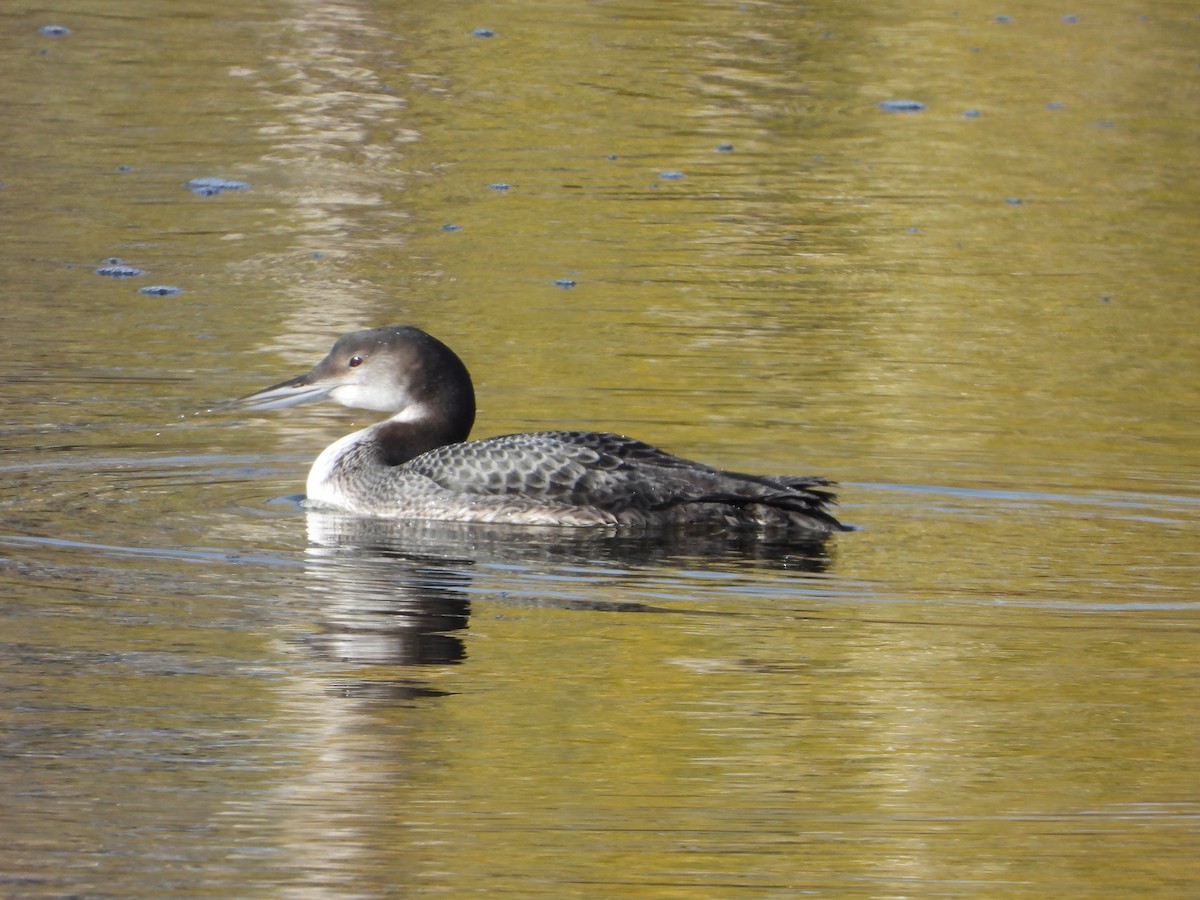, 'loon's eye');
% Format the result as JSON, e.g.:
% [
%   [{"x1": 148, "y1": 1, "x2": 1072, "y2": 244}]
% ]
[{"x1": 348, "y1": 355, "x2": 364, "y2": 368}]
